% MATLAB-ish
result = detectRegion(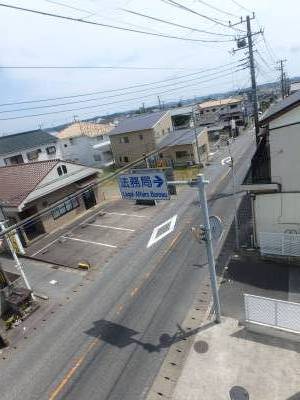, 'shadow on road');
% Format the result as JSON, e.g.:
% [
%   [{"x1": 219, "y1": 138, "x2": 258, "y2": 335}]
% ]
[
  {"x1": 287, "y1": 394, "x2": 300, "y2": 400},
  {"x1": 85, "y1": 320, "x2": 216, "y2": 353}
]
